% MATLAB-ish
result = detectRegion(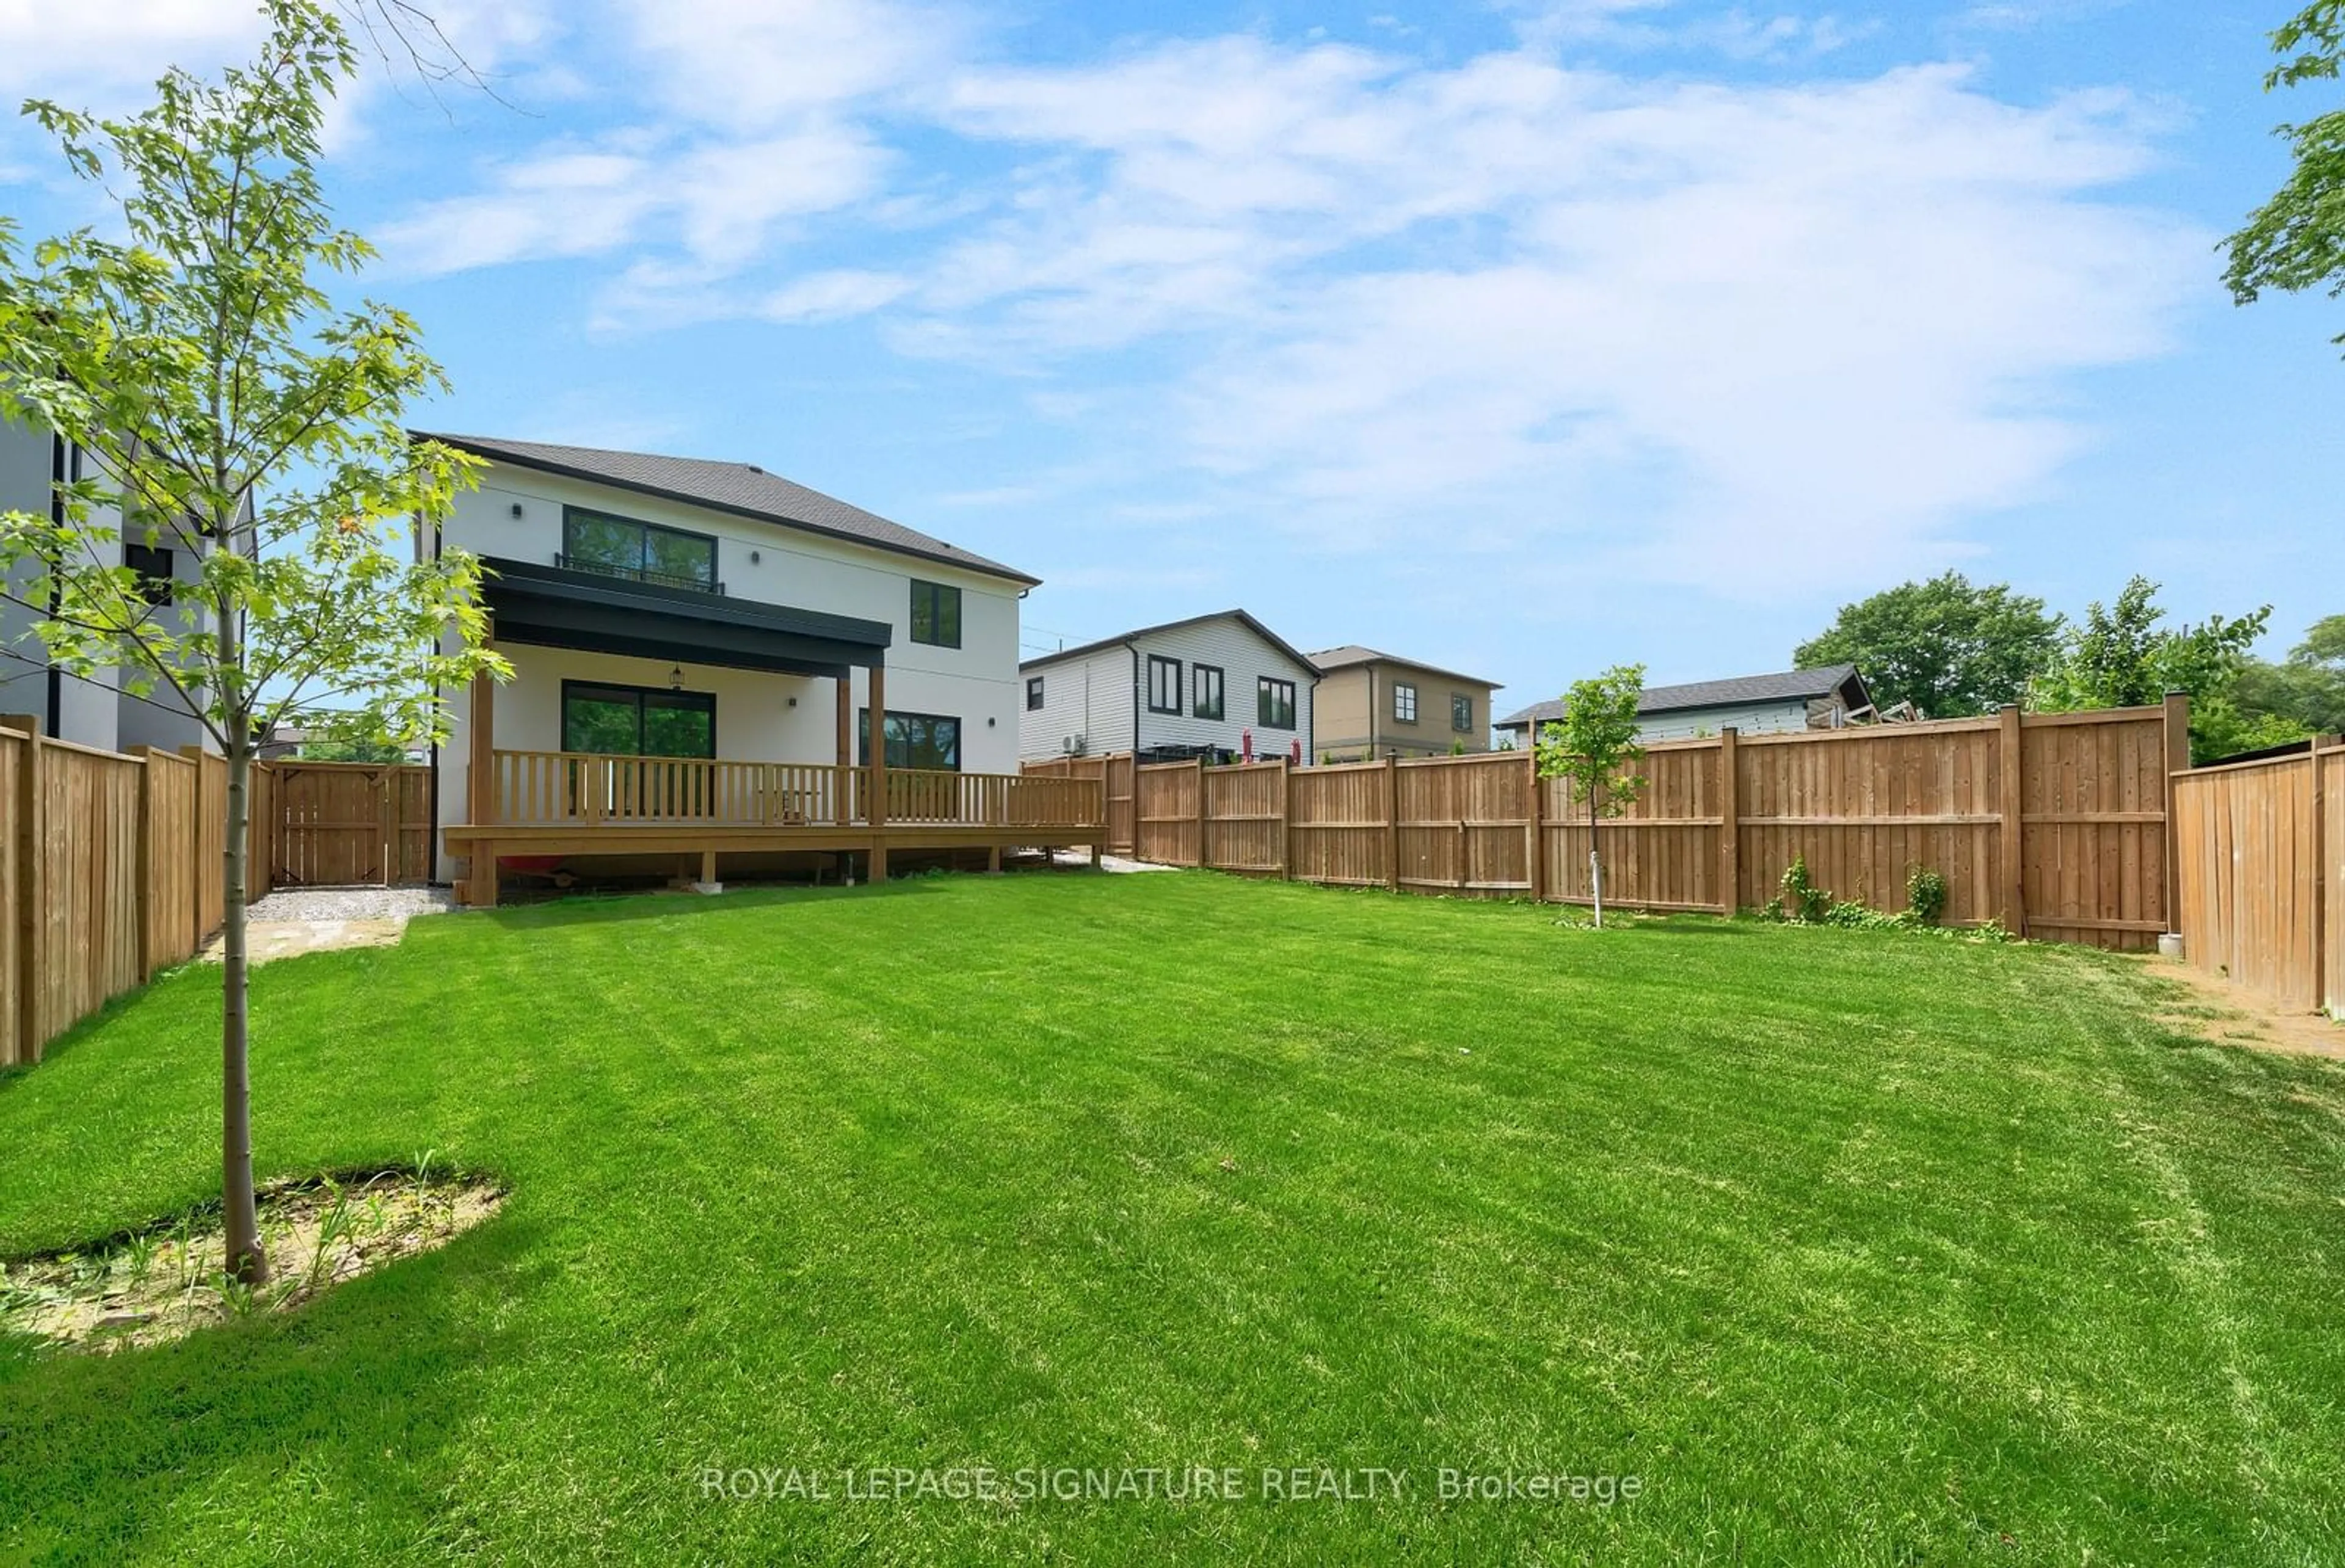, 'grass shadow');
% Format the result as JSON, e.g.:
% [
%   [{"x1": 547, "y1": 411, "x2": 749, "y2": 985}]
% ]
[
  {"x1": 456, "y1": 871, "x2": 990, "y2": 934},
  {"x1": 0, "y1": 1210, "x2": 551, "y2": 1560}
]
